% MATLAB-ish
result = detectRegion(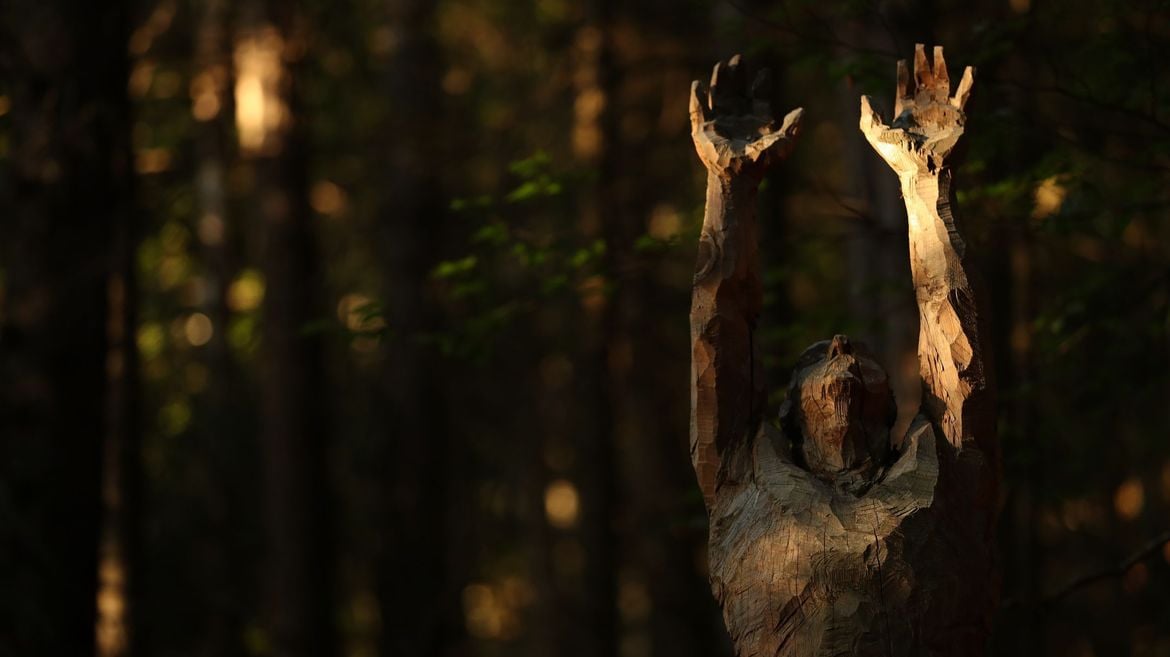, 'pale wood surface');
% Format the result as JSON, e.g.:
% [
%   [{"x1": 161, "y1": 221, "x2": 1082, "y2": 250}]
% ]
[
  {"x1": 689, "y1": 47, "x2": 999, "y2": 656},
  {"x1": 689, "y1": 54, "x2": 801, "y2": 509}
]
